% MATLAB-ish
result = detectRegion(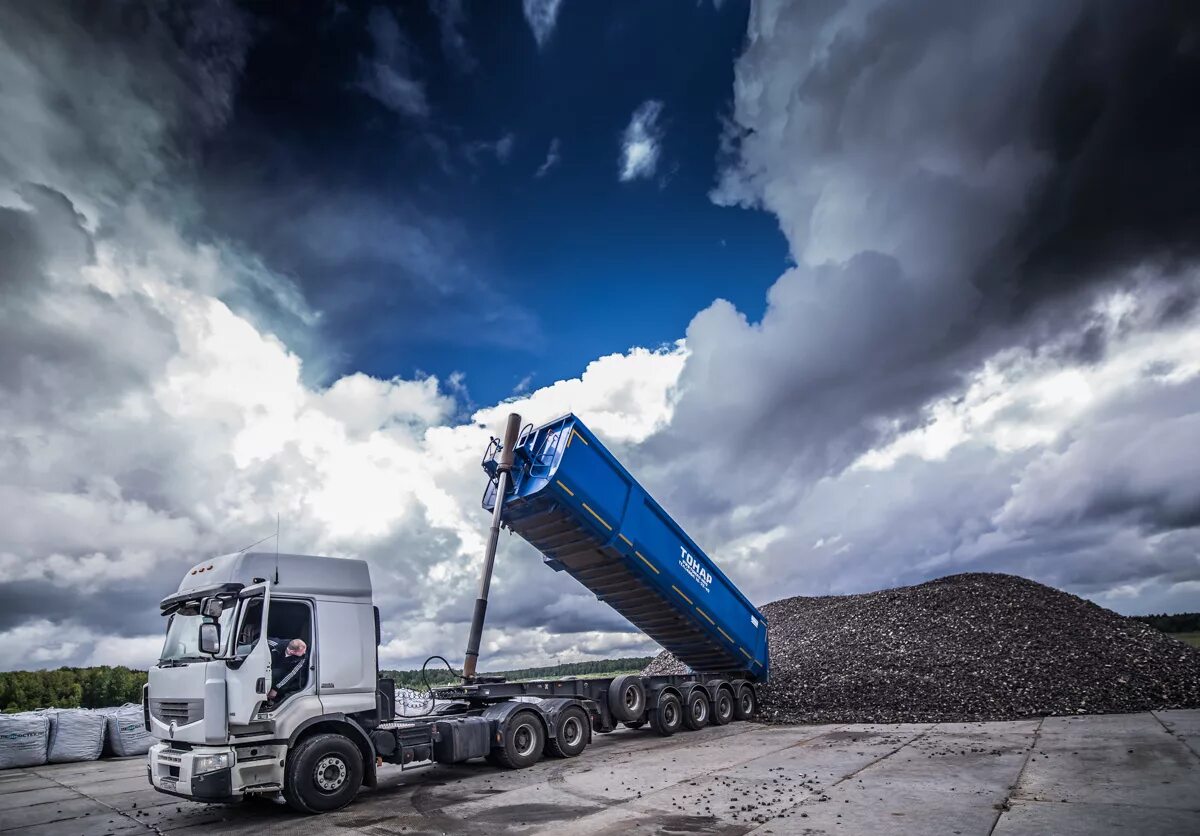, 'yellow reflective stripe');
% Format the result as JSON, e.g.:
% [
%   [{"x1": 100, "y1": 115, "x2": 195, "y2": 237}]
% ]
[
  {"x1": 555, "y1": 480, "x2": 574, "y2": 496},
  {"x1": 717, "y1": 627, "x2": 734, "y2": 643},
  {"x1": 696, "y1": 607, "x2": 715, "y2": 625},
  {"x1": 635, "y1": 551, "x2": 659, "y2": 574},
  {"x1": 618, "y1": 533, "x2": 632, "y2": 546},
  {"x1": 581, "y1": 502, "x2": 612, "y2": 531},
  {"x1": 572, "y1": 429, "x2": 589, "y2": 445},
  {"x1": 672, "y1": 585, "x2": 693, "y2": 605},
  {"x1": 739, "y1": 647, "x2": 753, "y2": 660}
]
